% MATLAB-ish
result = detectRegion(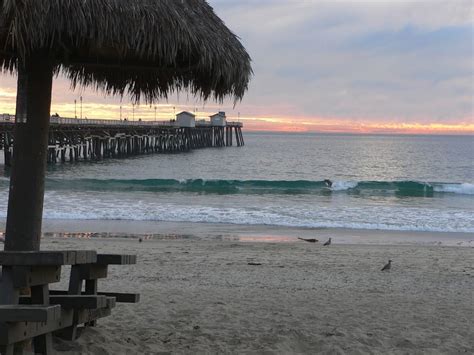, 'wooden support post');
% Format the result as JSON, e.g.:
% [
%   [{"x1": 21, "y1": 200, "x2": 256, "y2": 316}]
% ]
[
  {"x1": 236, "y1": 127, "x2": 240, "y2": 147},
  {"x1": 4, "y1": 139, "x2": 12, "y2": 167},
  {"x1": 5, "y1": 53, "x2": 53, "y2": 251},
  {"x1": 60, "y1": 146, "x2": 66, "y2": 163}
]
